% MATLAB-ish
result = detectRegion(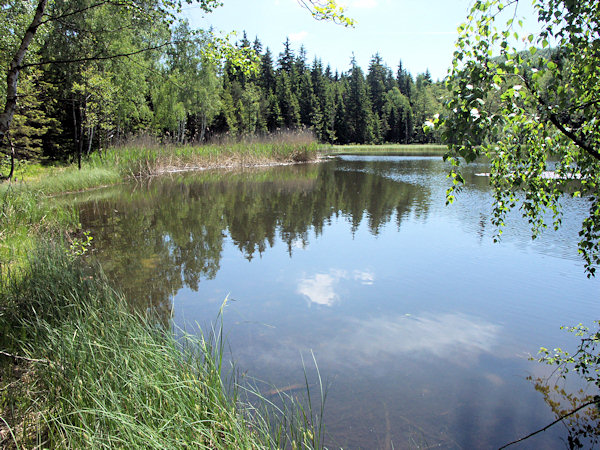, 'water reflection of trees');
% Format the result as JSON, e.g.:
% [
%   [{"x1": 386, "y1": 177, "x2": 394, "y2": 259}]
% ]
[
  {"x1": 78, "y1": 159, "x2": 431, "y2": 320},
  {"x1": 529, "y1": 377, "x2": 600, "y2": 449}
]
